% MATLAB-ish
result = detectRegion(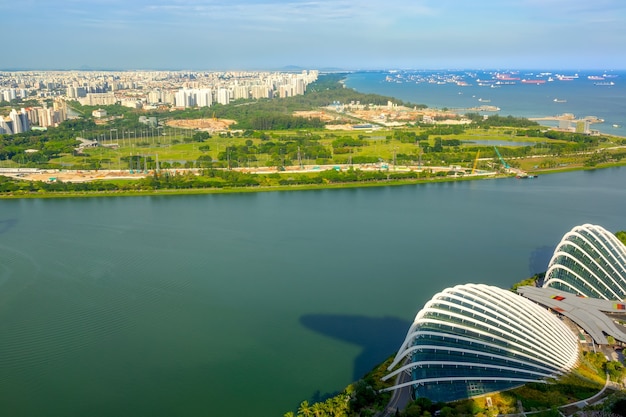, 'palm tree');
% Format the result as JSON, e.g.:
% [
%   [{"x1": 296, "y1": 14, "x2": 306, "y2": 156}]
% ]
[
  {"x1": 312, "y1": 401, "x2": 326, "y2": 417},
  {"x1": 298, "y1": 400, "x2": 313, "y2": 417},
  {"x1": 326, "y1": 395, "x2": 349, "y2": 417}
]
